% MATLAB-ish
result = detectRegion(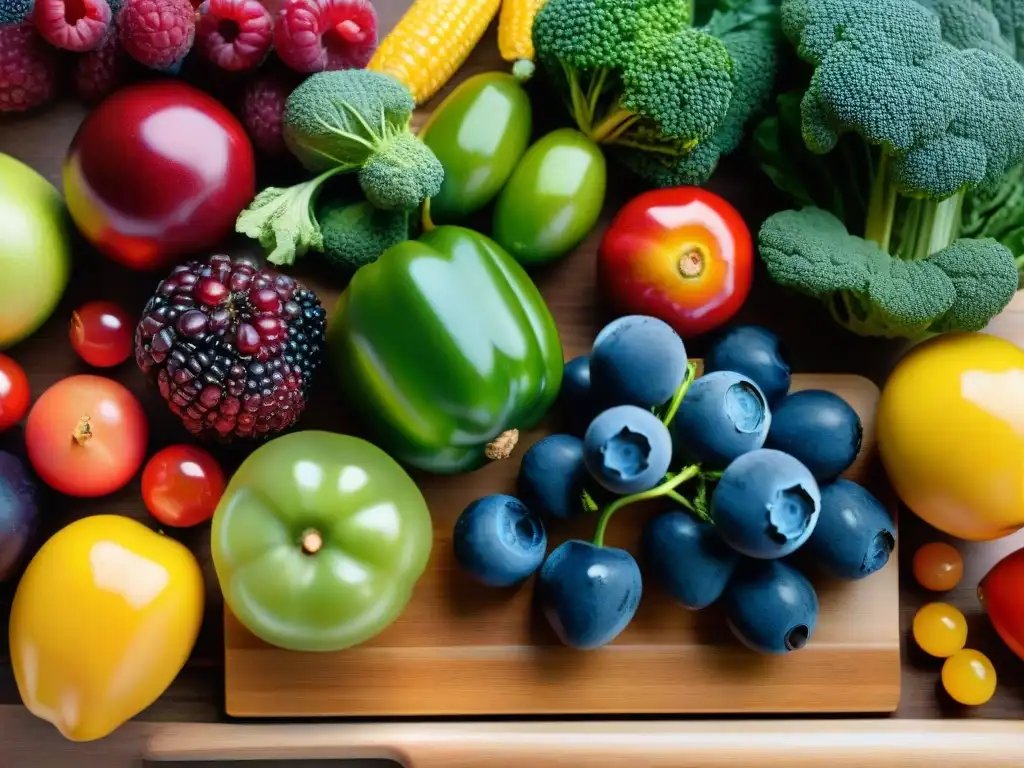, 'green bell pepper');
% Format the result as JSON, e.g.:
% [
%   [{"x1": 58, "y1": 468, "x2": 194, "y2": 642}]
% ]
[
  {"x1": 210, "y1": 430, "x2": 433, "y2": 652},
  {"x1": 328, "y1": 225, "x2": 564, "y2": 474}
]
